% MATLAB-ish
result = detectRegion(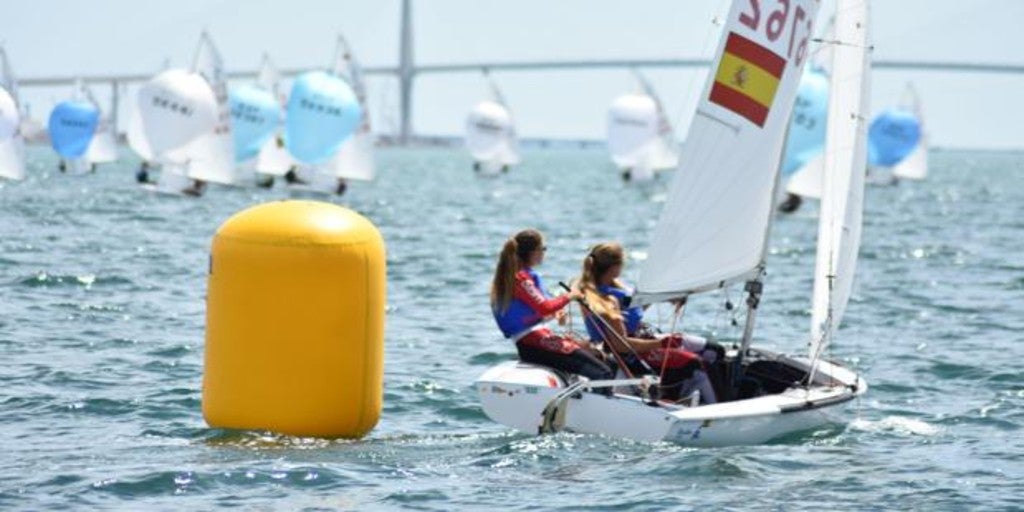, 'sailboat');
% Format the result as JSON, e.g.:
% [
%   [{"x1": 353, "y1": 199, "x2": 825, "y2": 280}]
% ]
[
  {"x1": 606, "y1": 69, "x2": 679, "y2": 181},
  {"x1": 0, "y1": 44, "x2": 25, "y2": 182},
  {"x1": 80, "y1": 81, "x2": 119, "y2": 168},
  {"x1": 186, "y1": 32, "x2": 246, "y2": 188},
  {"x1": 49, "y1": 81, "x2": 101, "y2": 174},
  {"x1": 132, "y1": 65, "x2": 219, "y2": 196},
  {"x1": 476, "y1": 0, "x2": 870, "y2": 446},
  {"x1": 891, "y1": 83, "x2": 928, "y2": 181},
  {"x1": 288, "y1": 35, "x2": 374, "y2": 194},
  {"x1": 465, "y1": 70, "x2": 520, "y2": 175},
  {"x1": 252, "y1": 54, "x2": 295, "y2": 181}
]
